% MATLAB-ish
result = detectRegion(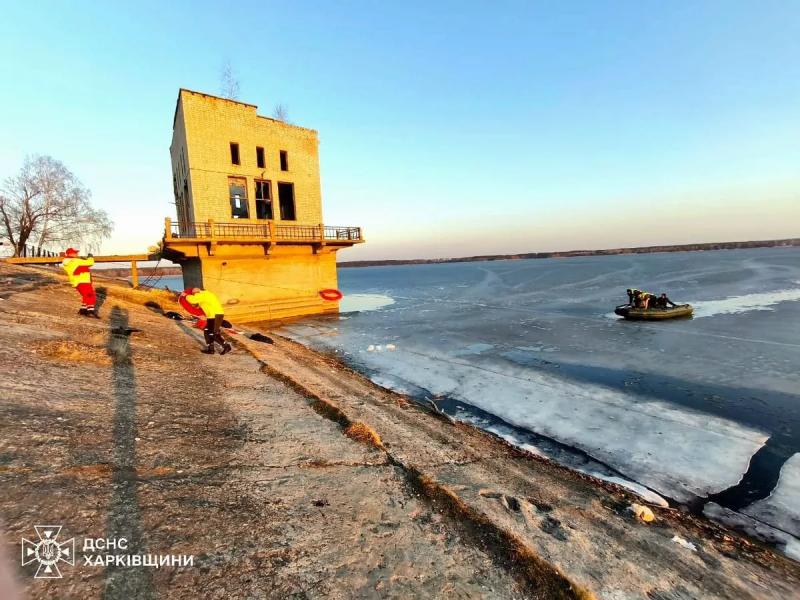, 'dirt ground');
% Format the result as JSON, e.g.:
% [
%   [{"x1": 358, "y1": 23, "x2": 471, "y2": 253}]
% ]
[{"x1": 1, "y1": 262, "x2": 798, "y2": 599}]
